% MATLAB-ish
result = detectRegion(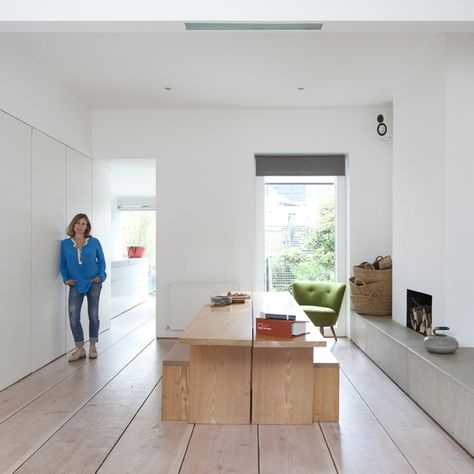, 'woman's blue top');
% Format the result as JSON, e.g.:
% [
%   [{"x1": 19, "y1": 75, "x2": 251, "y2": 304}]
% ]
[{"x1": 60, "y1": 236, "x2": 107, "y2": 294}]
